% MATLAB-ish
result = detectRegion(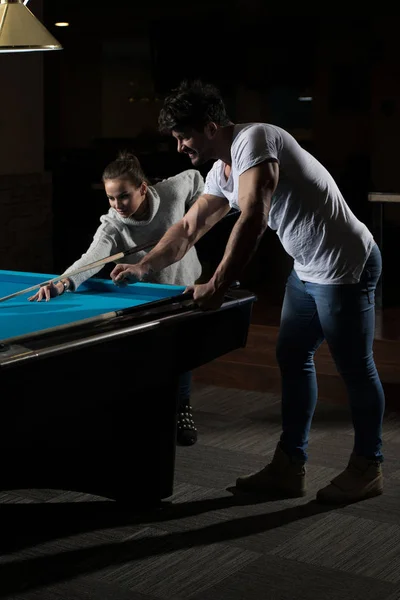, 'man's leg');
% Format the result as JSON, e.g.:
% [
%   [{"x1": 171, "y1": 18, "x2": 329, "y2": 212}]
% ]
[
  {"x1": 310, "y1": 244, "x2": 385, "y2": 503},
  {"x1": 277, "y1": 271, "x2": 326, "y2": 461},
  {"x1": 236, "y1": 269, "x2": 325, "y2": 496}
]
